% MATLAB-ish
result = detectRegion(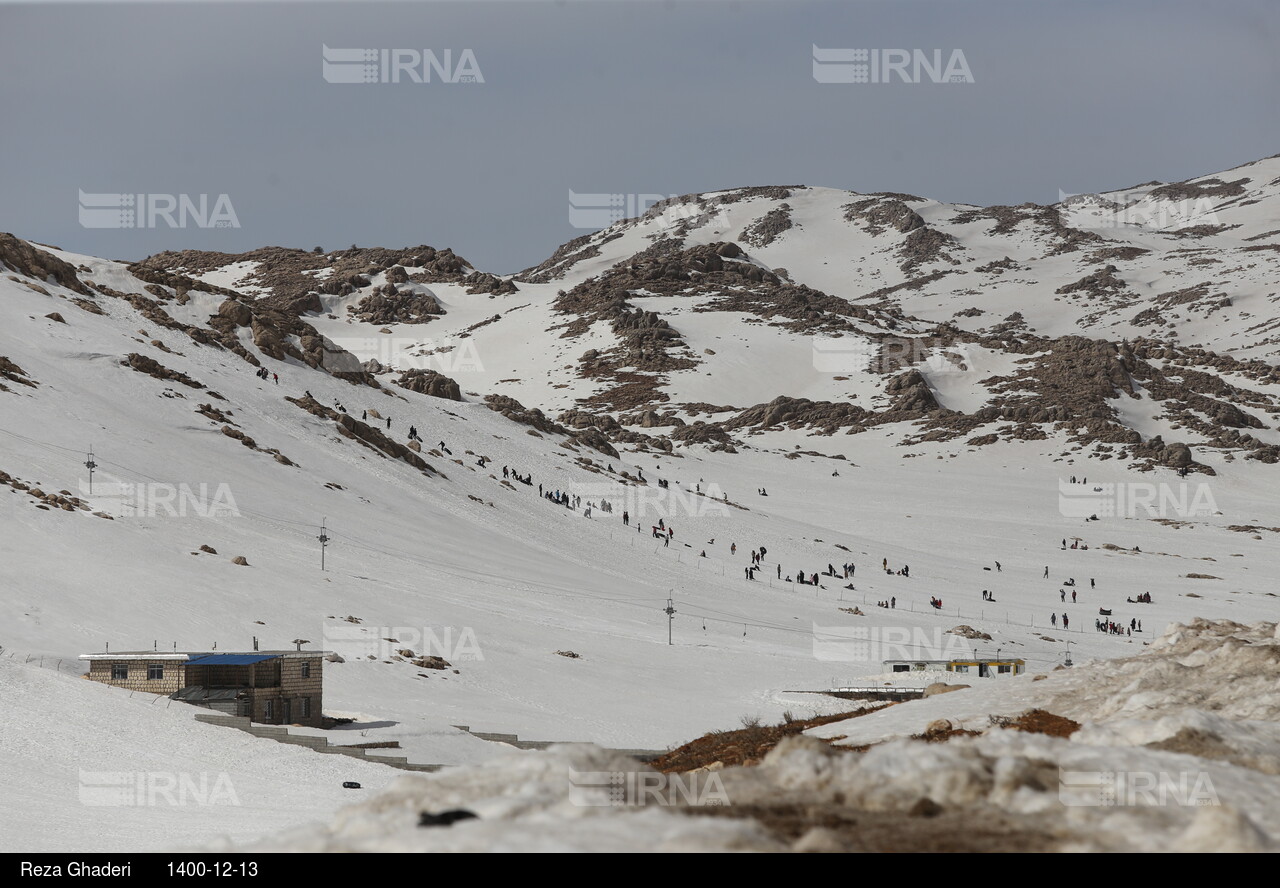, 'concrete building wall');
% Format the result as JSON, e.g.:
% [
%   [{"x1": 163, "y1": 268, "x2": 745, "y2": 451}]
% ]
[
  {"x1": 251, "y1": 656, "x2": 323, "y2": 727},
  {"x1": 86, "y1": 659, "x2": 185, "y2": 695}
]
